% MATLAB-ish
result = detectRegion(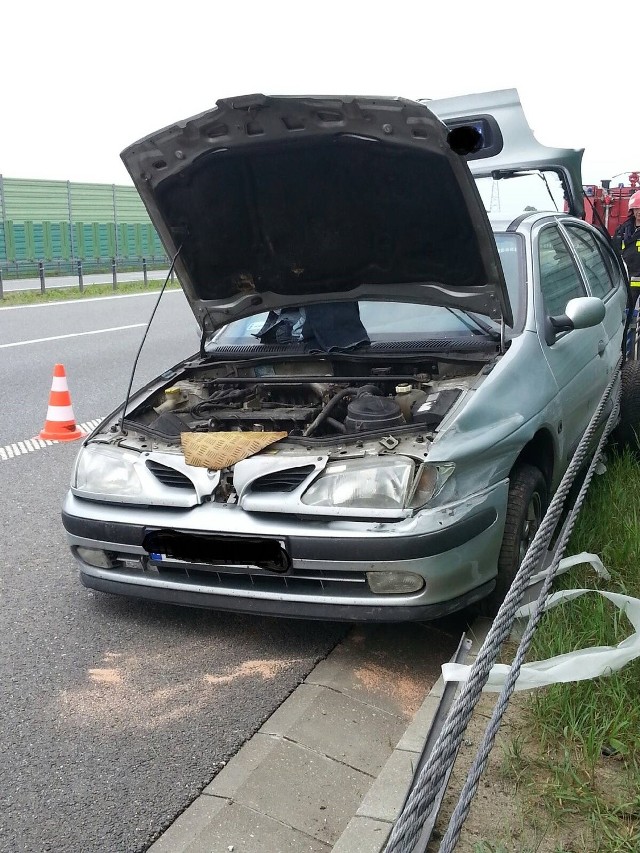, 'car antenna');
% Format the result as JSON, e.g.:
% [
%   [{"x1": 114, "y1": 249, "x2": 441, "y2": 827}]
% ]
[{"x1": 119, "y1": 246, "x2": 182, "y2": 435}]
